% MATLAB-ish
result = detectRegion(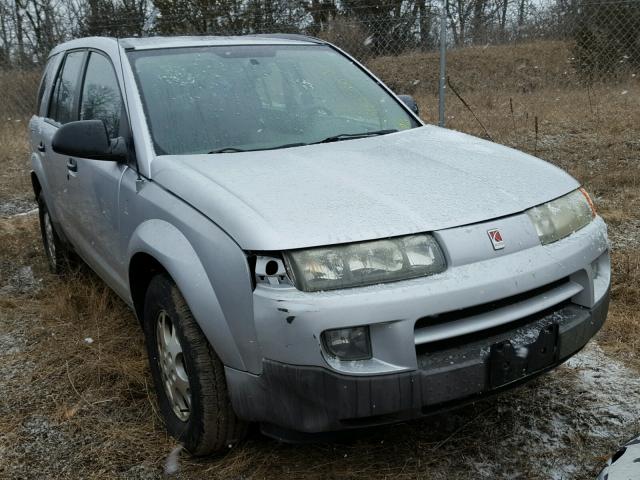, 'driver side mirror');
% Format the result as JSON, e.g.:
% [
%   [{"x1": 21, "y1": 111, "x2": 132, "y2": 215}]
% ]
[
  {"x1": 52, "y1": 119, "x2": 126, "y2": 162},
  {"x1": 398, "y1": 94, "x2": 420, "y2": 117}
]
